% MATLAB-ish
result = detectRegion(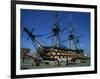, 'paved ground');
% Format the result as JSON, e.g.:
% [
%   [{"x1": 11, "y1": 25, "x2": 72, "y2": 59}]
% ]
[{"x1": 21, "y1": 59, "x2": 90, "y2": 70}]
